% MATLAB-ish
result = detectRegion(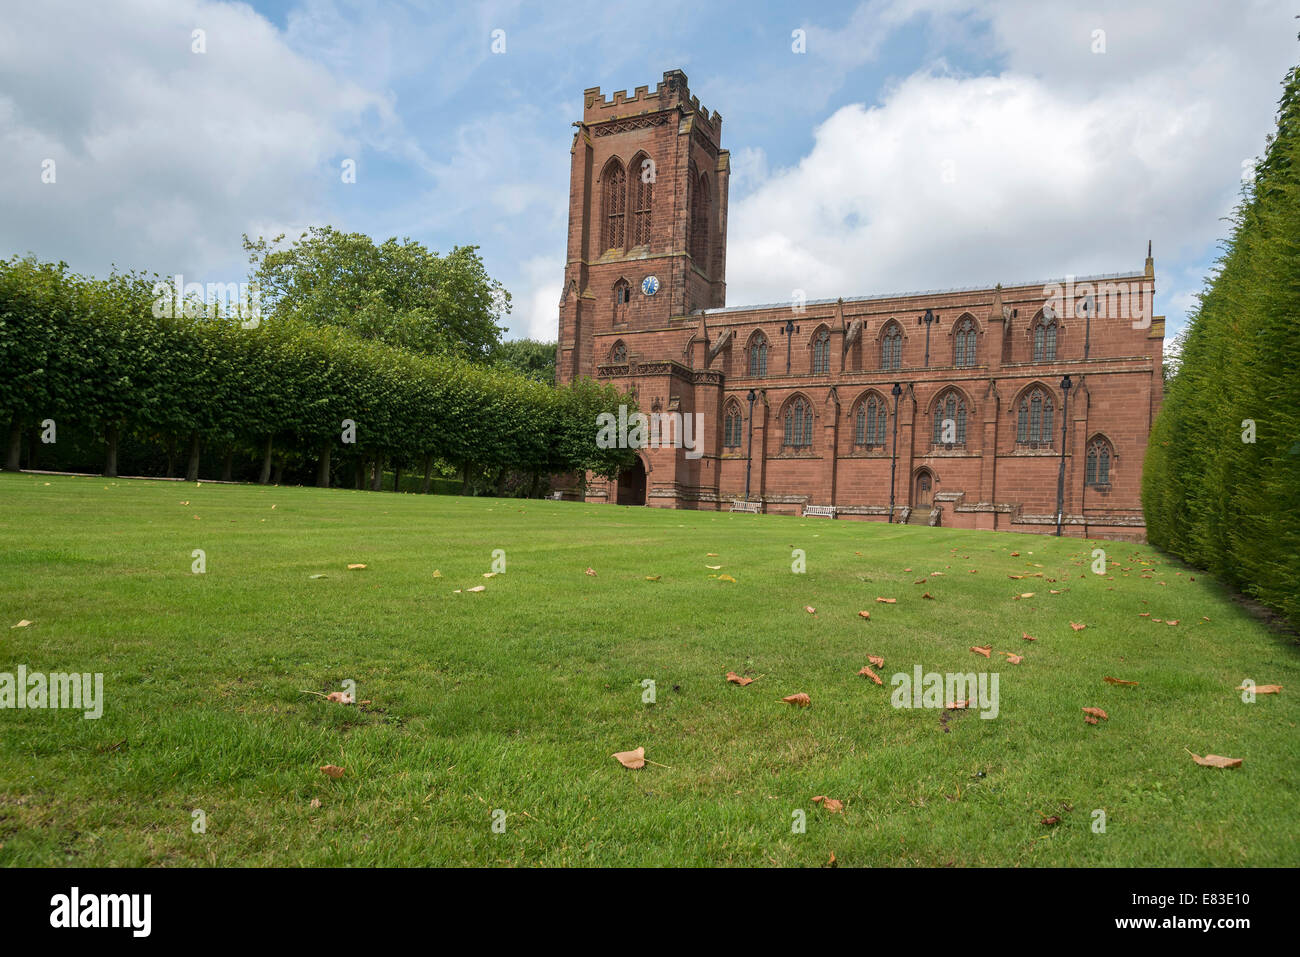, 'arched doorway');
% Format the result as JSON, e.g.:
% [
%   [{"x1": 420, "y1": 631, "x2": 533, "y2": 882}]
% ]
[
  {"x1": 914, "y1": 469, "x2": 933, "y2": 508},
  {"x1": 616, "y1": 457, "x2": 647, "y2": 505}
]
